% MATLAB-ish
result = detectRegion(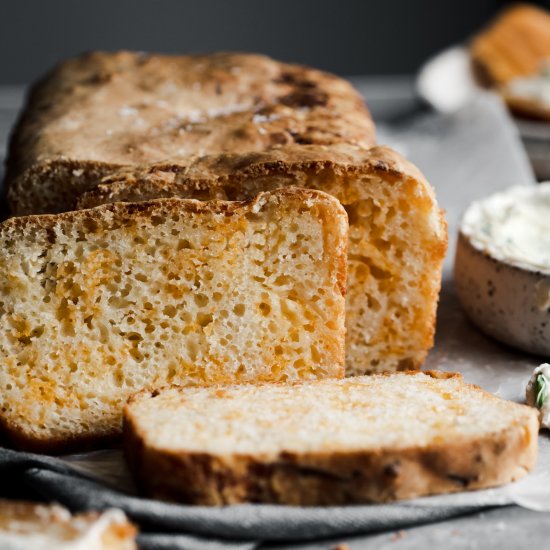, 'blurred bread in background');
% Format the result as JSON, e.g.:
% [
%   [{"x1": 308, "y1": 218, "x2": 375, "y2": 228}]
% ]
[{"x1": 471, "y1": 3, "x2": 550, "y2": 121}]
